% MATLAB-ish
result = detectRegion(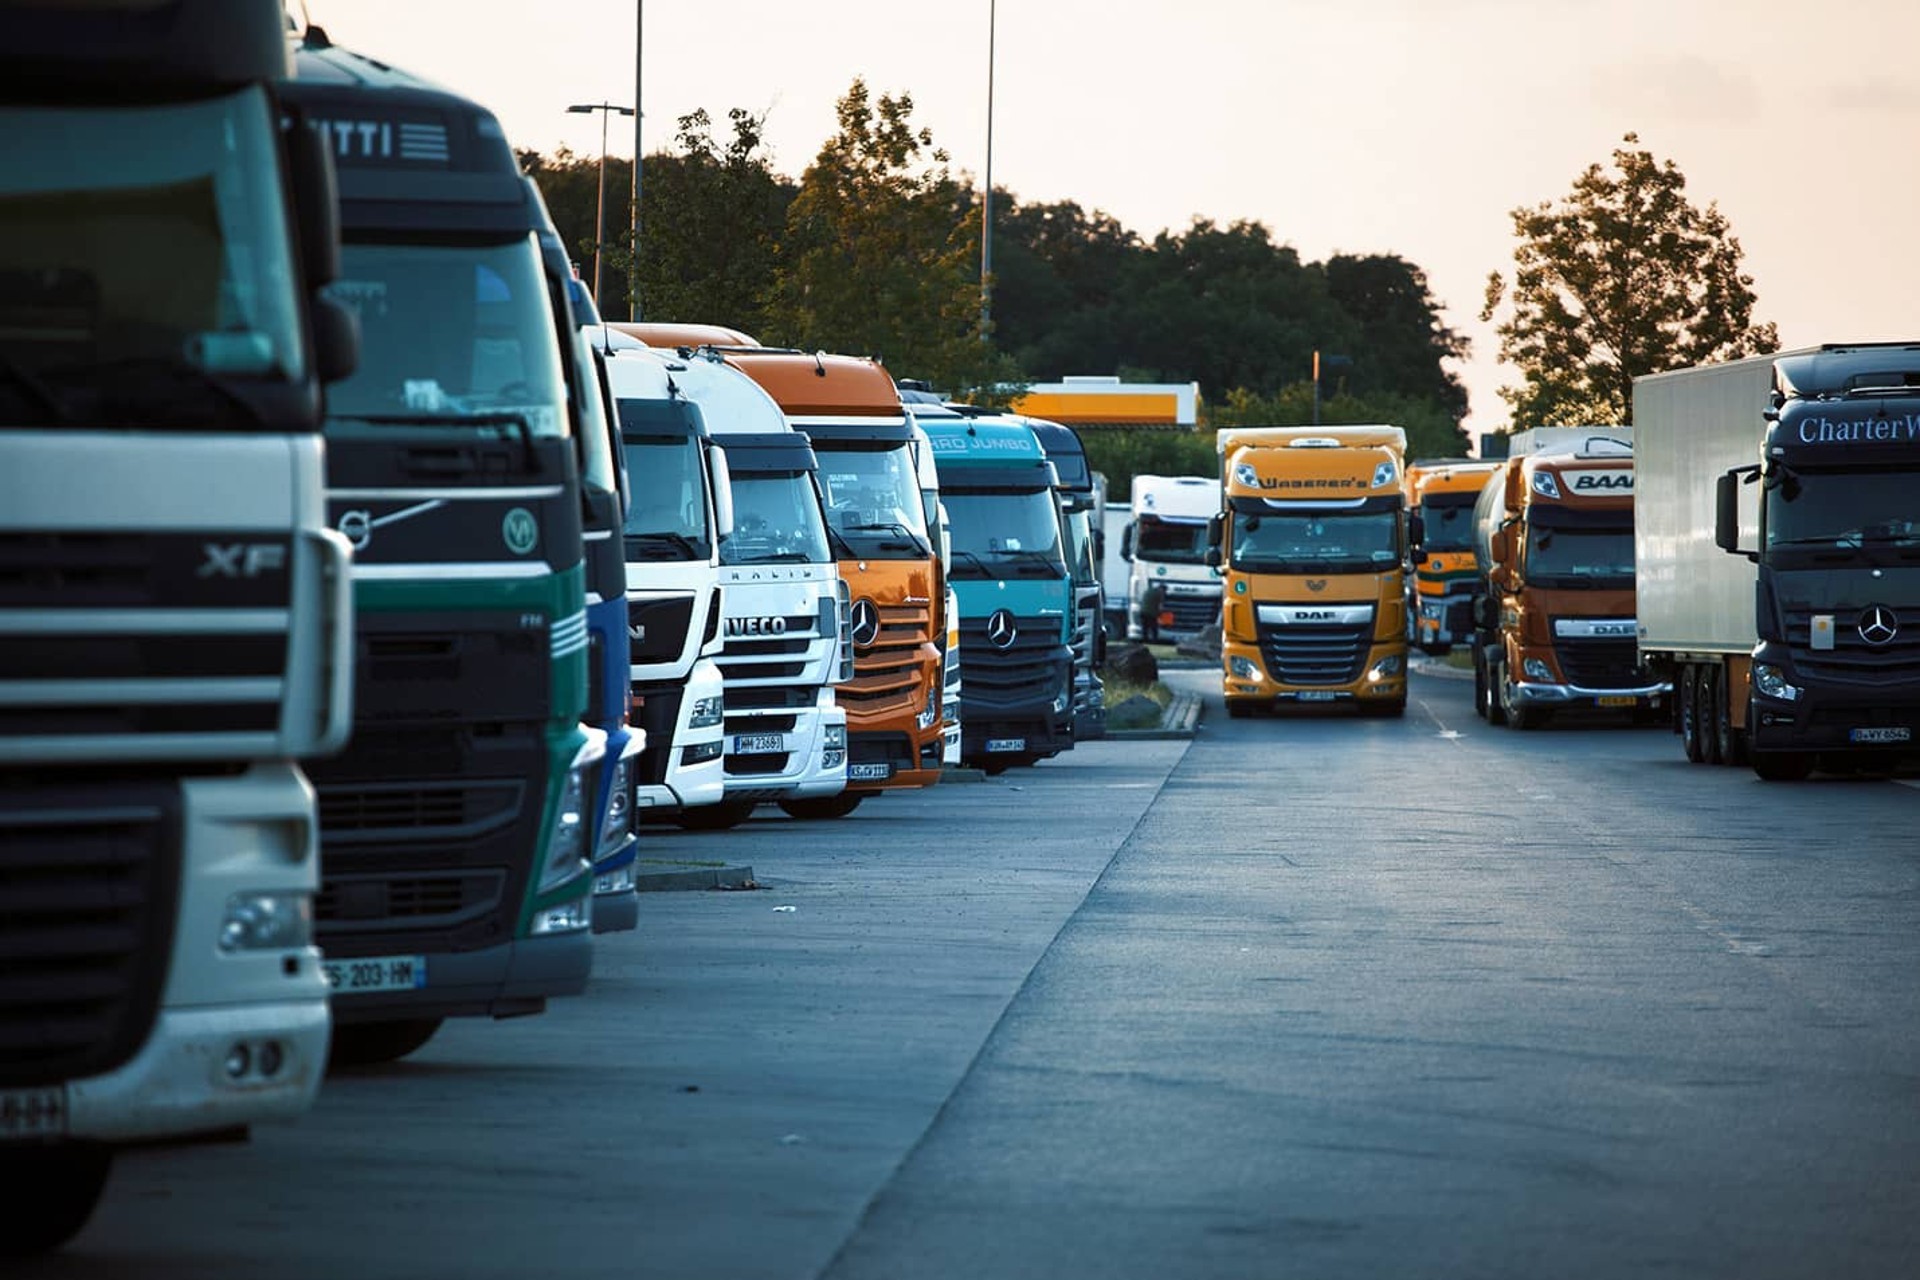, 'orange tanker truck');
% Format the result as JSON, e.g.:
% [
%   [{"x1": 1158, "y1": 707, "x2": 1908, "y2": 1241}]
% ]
[{"x1": 723, "y1": 350, "x2": 946, "y2": 810}]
